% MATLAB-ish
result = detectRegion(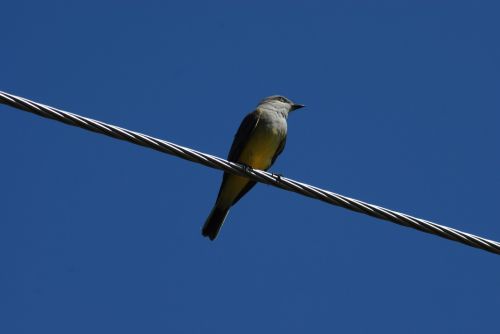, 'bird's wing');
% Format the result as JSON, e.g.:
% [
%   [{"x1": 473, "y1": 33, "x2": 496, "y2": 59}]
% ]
[
  {"x1": 216, "y1": 110, "x2": 261, "y2": 205},
  {"x1": 227, "y1": 109, "x2": 261, "y2": 162}
]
